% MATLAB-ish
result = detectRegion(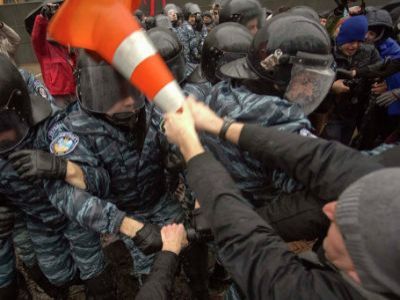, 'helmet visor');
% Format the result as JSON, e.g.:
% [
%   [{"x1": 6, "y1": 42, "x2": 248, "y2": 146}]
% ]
[
  {"x1": 78, "y1": 64, "x2": 145, "y2": 114},
  {"x1": 166, "y1": 52, "x2": 186, "y2": 84},
  {"x1": 284, "y1": 52, "x2": 335, "y2": 115},
  {"x1": 0, "y1": 111, "x2": 29, "y2": 155},
  {"x1": 215, "y1": 51, "x2": 248, "y2": 81}
]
